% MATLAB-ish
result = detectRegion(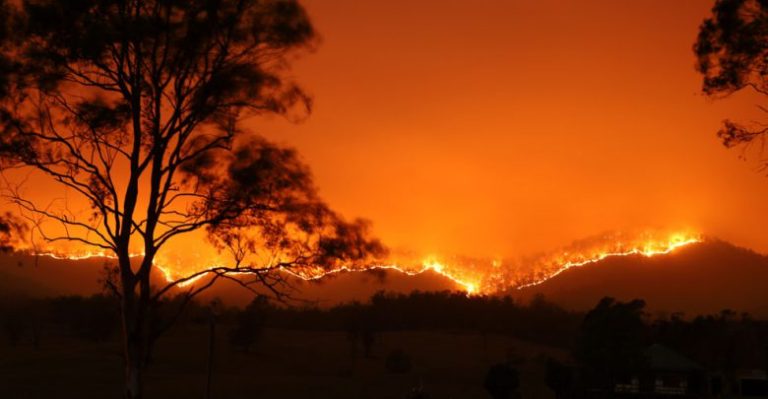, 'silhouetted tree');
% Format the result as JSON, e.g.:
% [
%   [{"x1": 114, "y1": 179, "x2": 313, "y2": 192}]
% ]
[
  {"x1": 228, "y1": 295, "x2": 269, "y2": 353},
  {"x1": 0, "y1": 1, "x2": 384, "y2": 397},
  {"x1": 695, "y1": 0, "x2": 768, "y2": 167},
  {"x1": 0, "y1": 212, "x2": 24, "y2": 252},
  {"x1": 576, "y1": 297, "x2": 648, "y2": 383}
]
